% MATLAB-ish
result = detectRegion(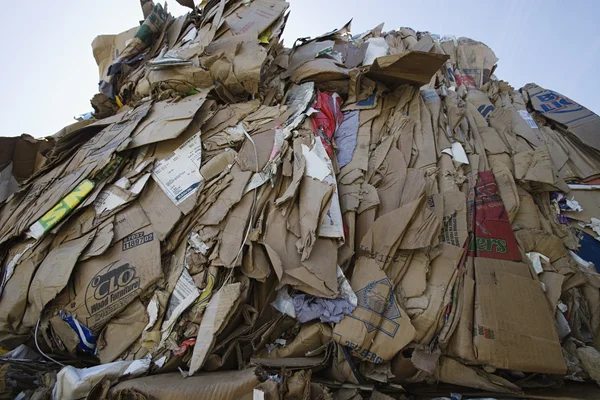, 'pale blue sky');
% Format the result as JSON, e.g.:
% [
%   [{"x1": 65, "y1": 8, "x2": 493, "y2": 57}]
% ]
[{"x1": 1, "y1": 0, "x2": 598, "y2": 137}]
